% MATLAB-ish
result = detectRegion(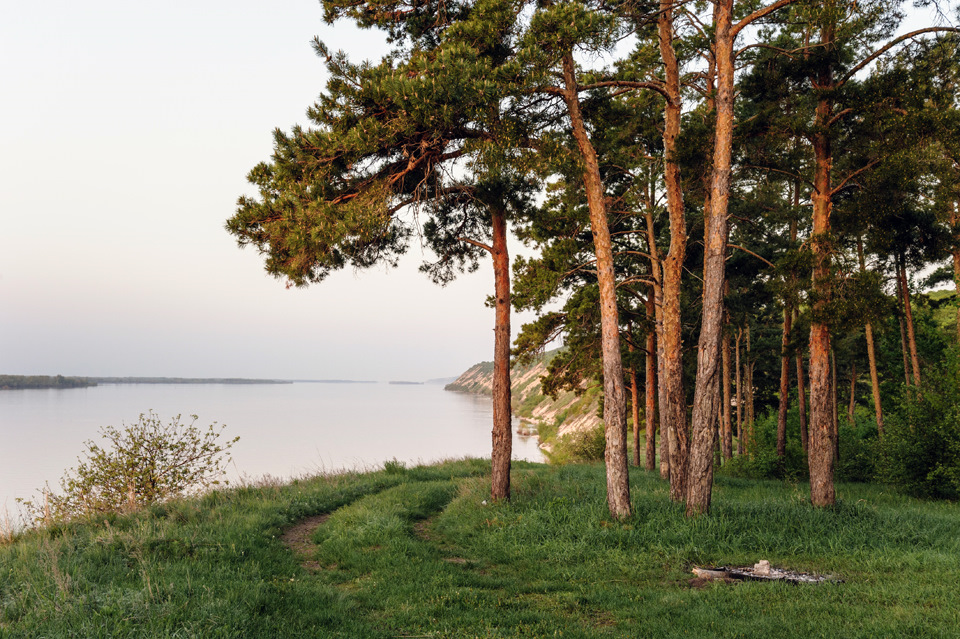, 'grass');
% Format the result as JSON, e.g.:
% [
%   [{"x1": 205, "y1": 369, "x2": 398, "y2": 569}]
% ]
[{"x1": 2, "y1": 459, "x2": 959, "y2": 637}]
